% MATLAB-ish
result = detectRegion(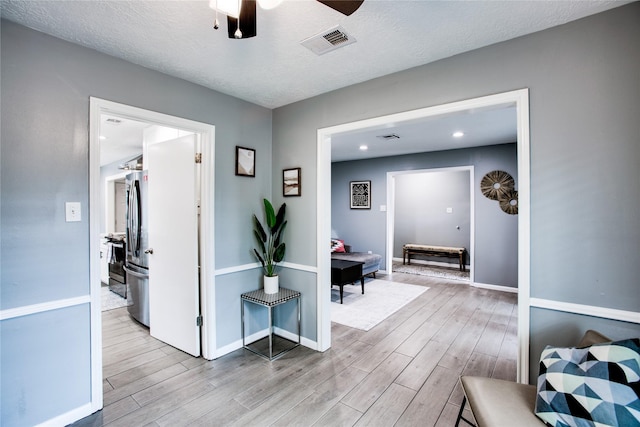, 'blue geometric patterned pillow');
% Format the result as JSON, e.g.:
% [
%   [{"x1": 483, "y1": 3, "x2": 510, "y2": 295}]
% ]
[{"x1": 535, "y1": 338, "x2": 640, "y2": 427}]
